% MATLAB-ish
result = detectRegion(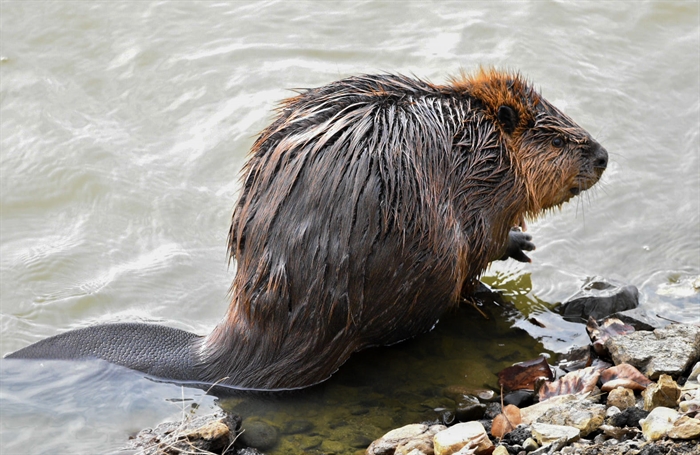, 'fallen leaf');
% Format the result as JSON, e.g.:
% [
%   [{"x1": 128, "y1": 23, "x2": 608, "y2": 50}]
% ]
[
  {"x1": 538, "y1": 366, "x2": 600, "y2": 401},
  {"x1": 491, "y1": 404, "x2": 522, "y2": 439},
  {"x1": 586, "y1": 317, "x2": 635, "y2": 357},
  {"x1": 497, "y1": 356, "x2": 554, "y2": 392},
  {"x1": 600, "y1": 363, "x2": 653, "y2": 392}
]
